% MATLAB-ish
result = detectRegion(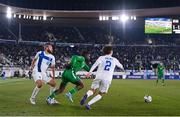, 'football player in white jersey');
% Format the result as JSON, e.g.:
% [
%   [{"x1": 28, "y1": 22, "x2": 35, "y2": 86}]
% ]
[
  {"x1": 80, "y1": 46, "x2": 124, "y2": 110},
  {"x1": 29, "y1": 43, "x2": 57, "y2": 105}
]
